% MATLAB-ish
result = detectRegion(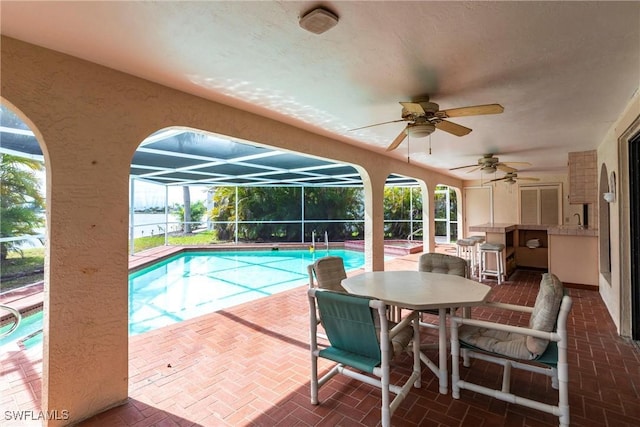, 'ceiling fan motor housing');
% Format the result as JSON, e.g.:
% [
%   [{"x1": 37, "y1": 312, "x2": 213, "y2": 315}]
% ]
[{"x1": 418, "y1": 101, "x2": 439, "y2": 115}]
